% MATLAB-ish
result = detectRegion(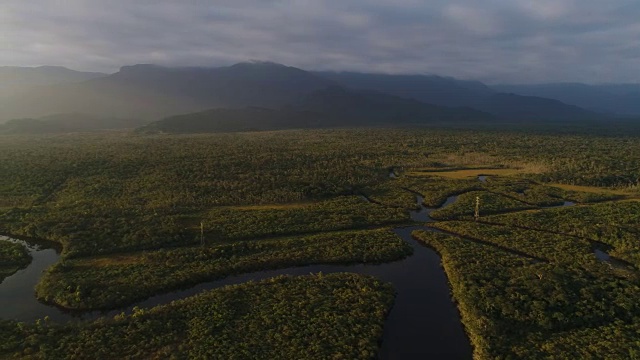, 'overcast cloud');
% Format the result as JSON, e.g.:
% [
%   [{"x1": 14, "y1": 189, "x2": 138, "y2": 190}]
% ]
[{"x1": 1, "y1": 0, "x2": 639, "y2": 83}]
